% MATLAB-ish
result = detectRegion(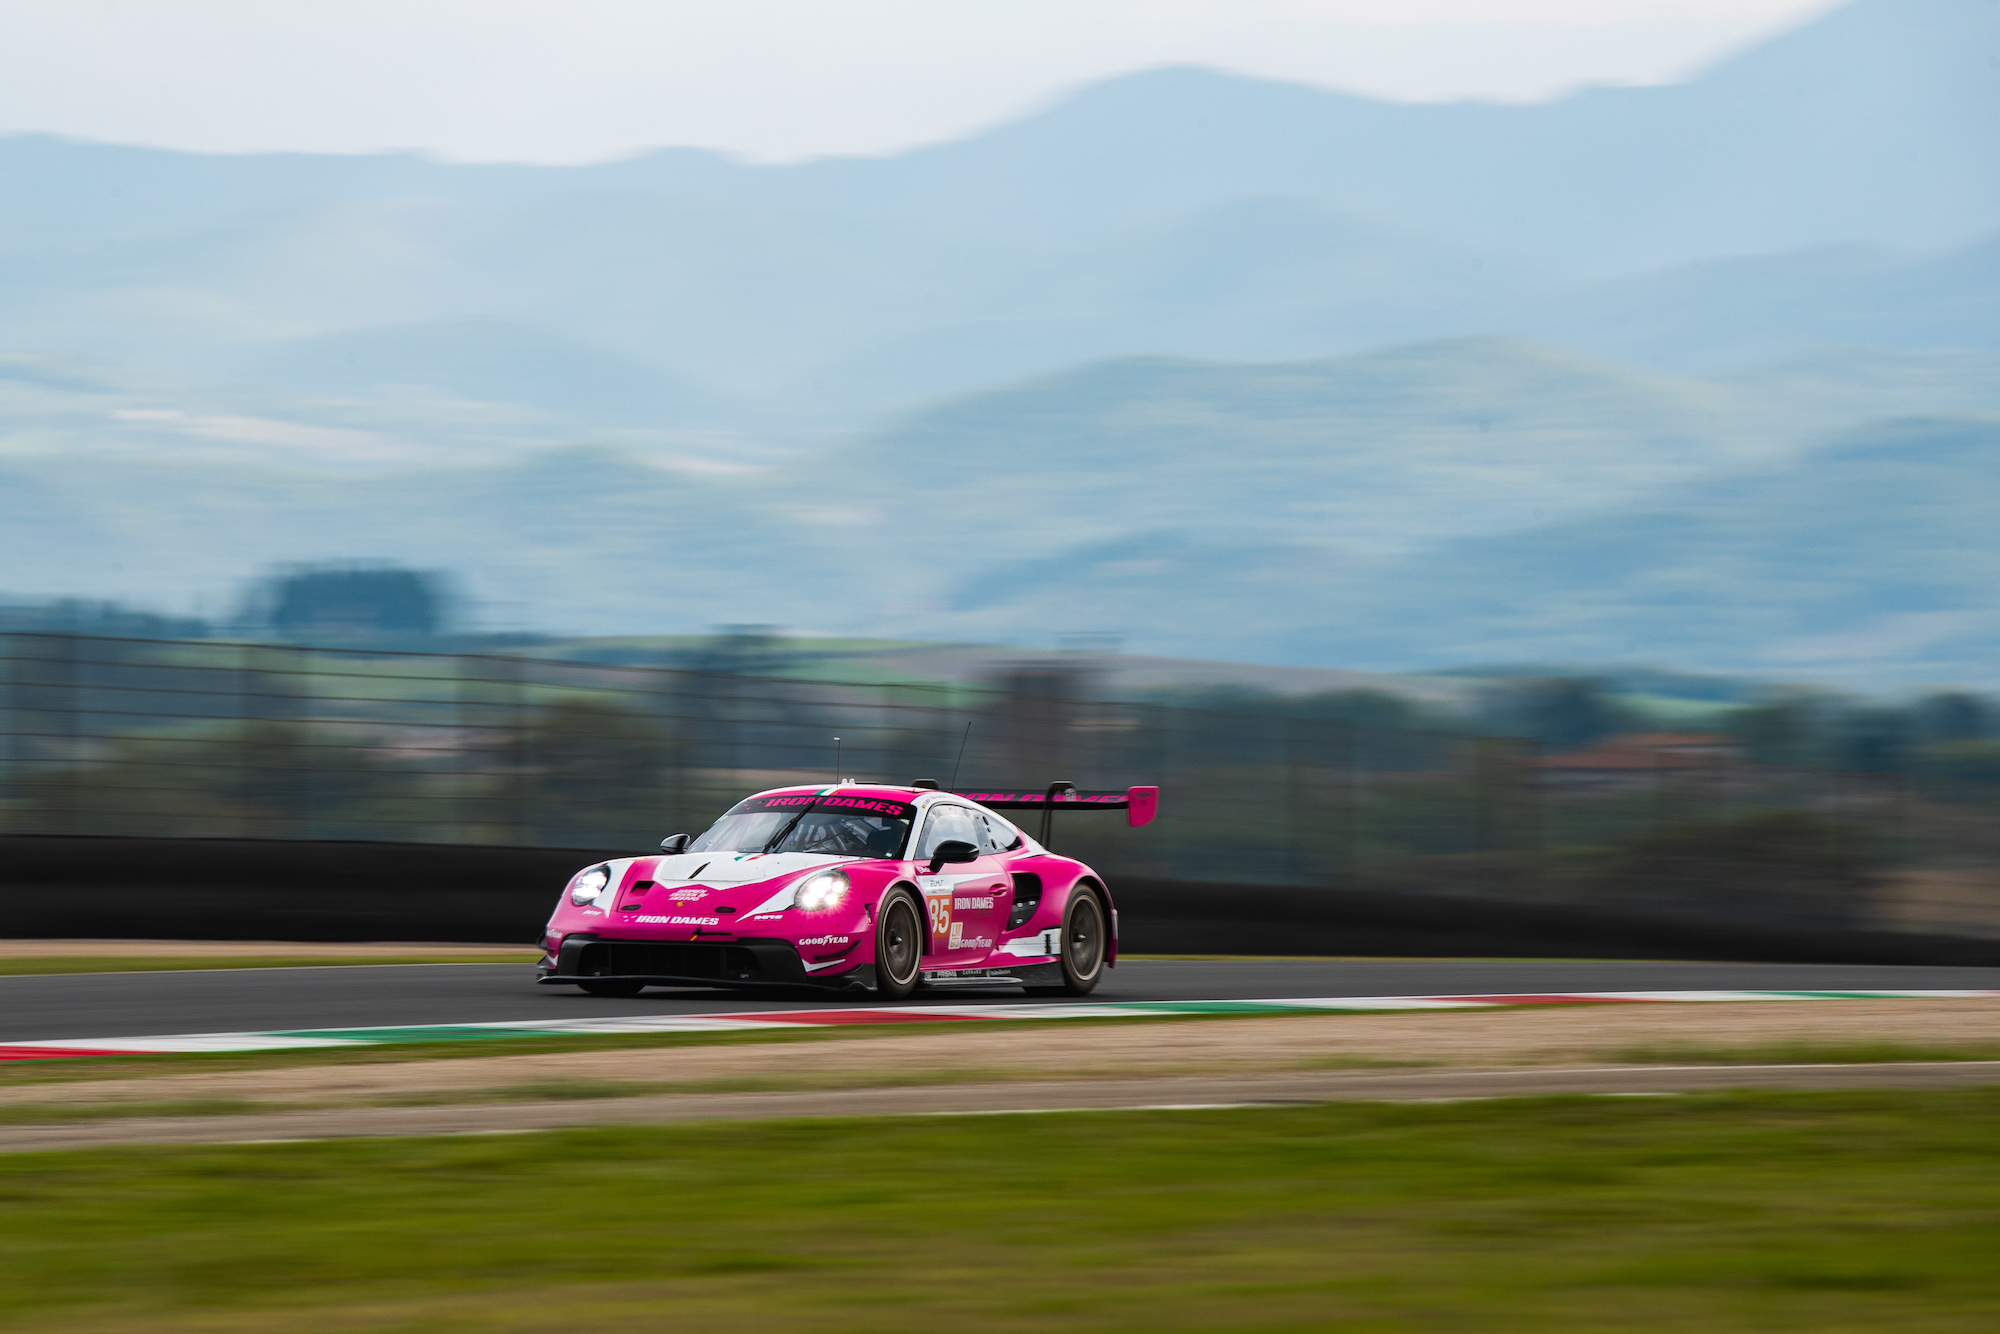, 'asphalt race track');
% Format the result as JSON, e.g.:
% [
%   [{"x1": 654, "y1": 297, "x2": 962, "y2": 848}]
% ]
[{"x1": 7, "y1": 957, "x2": 2000, "y2": 1043}]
